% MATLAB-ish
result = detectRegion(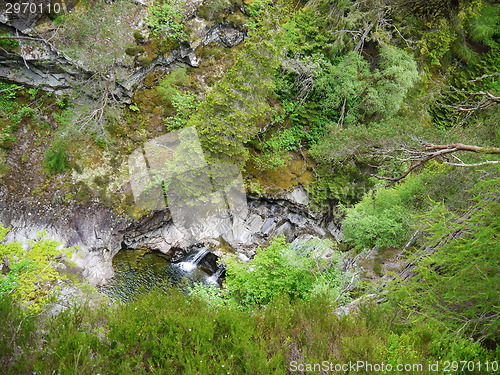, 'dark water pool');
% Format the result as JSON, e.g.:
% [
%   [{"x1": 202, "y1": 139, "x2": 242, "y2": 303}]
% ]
[{"x1": 100, "y1": 248, "x2": 219, "y2": 302}]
